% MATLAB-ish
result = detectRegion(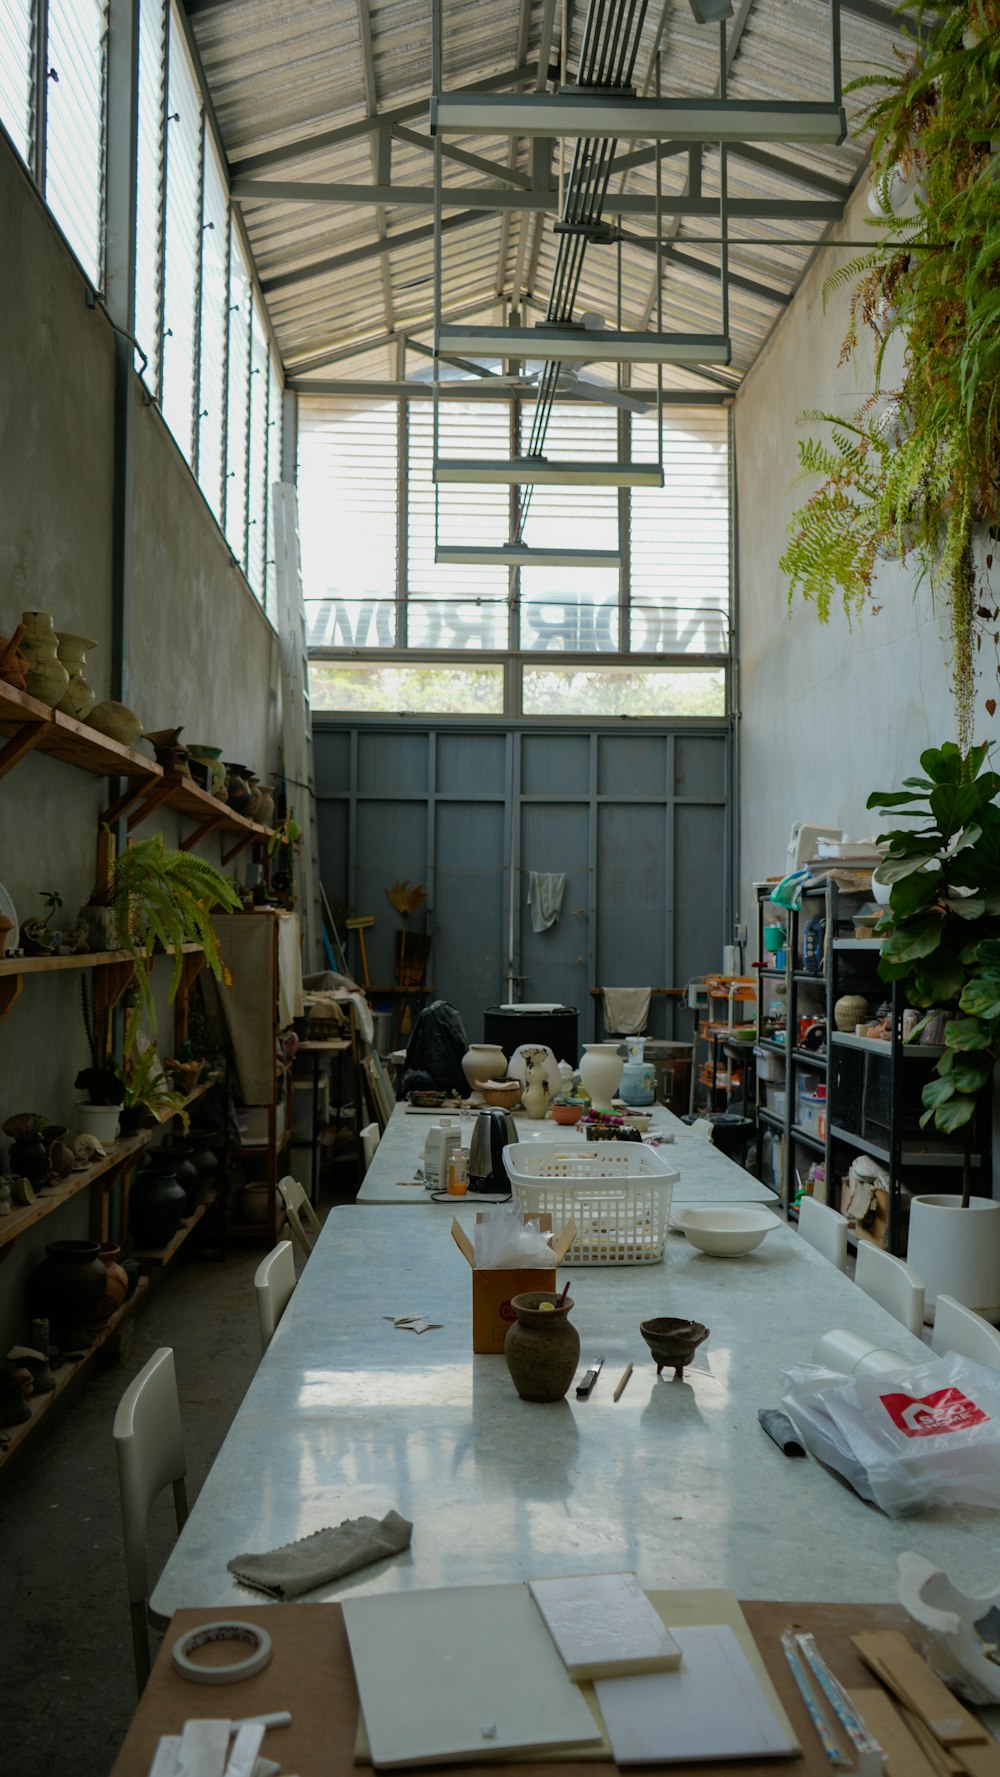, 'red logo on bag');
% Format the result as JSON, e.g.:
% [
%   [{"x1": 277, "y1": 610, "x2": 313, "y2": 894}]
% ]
[{"x1": 880, "y1": 1387, "x2": 989, "y2": 1438}]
